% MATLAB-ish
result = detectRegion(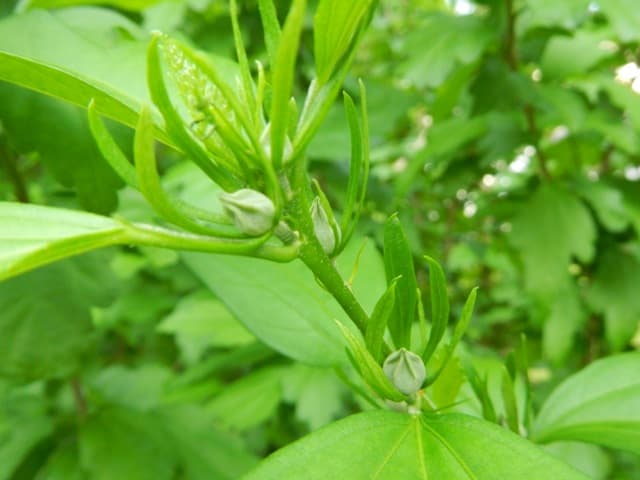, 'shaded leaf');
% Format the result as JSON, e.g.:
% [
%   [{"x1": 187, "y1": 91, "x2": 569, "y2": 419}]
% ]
[{"x1": 534, "y1": 352, "x2": 640, "y2": 454}]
